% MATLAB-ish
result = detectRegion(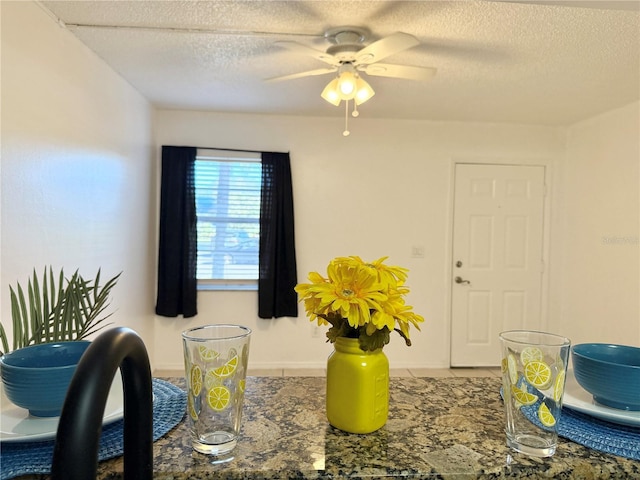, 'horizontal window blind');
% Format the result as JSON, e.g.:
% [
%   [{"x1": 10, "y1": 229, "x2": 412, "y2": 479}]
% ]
[{"x1": 195, "y1": 156, "x2": 262, "y2": 281}]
